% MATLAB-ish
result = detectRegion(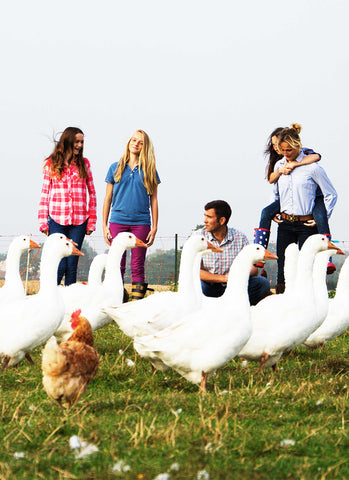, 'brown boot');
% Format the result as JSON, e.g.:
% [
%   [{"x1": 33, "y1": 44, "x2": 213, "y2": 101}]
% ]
[{"x1": 275, "y1": 283, "x2": 285, "y2": 295}]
